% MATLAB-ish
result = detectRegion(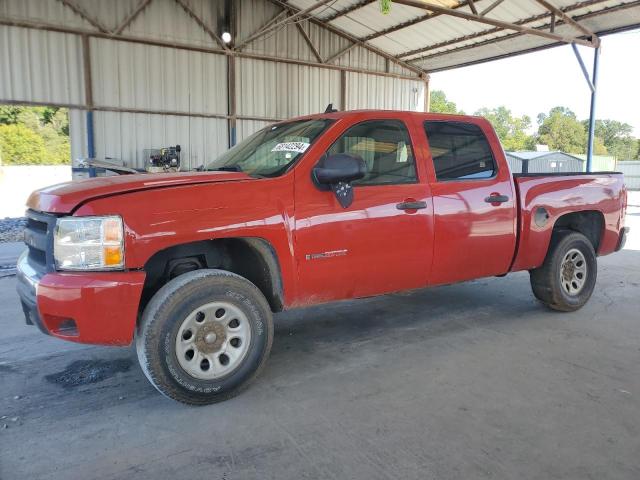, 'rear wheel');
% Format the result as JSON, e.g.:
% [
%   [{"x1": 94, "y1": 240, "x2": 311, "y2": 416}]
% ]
[
  {"x1": 530, "y1": 231, "x2": 597, "y2": 312},
  {"x1": 136, "y1": 269, "x2": 273, "y2": 405}
]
